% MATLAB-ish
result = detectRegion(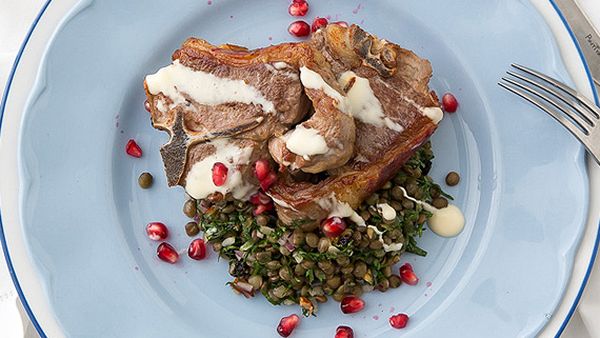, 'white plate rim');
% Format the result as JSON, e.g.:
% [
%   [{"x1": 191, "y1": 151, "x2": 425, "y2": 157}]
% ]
[{"x1": 0, "y1": 1, "x2": 598, "y2": 337}]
